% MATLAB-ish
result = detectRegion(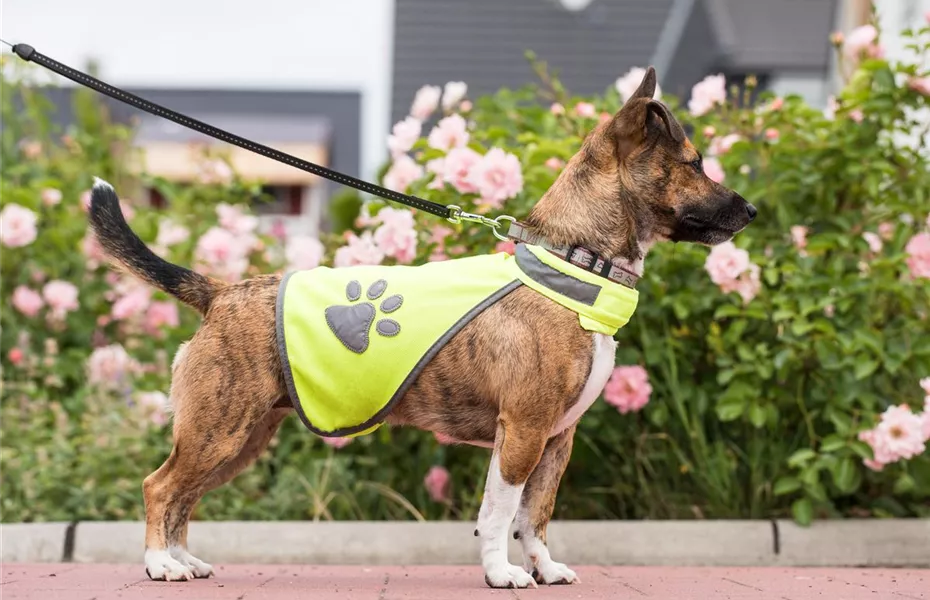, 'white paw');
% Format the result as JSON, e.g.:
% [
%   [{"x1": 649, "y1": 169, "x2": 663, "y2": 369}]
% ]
[
  {"x1": 144, "y1": 549, "x2": 194, "y2": 581},
  {"x1": 169, "y1": 547, "x2": 214, "y2": 579},
  {"x1": 484, "y1": 563, "x2": 538, "y2": 589},
  {"x1": 532, "y1": 560, "x2": 580, "y2": 585}
]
